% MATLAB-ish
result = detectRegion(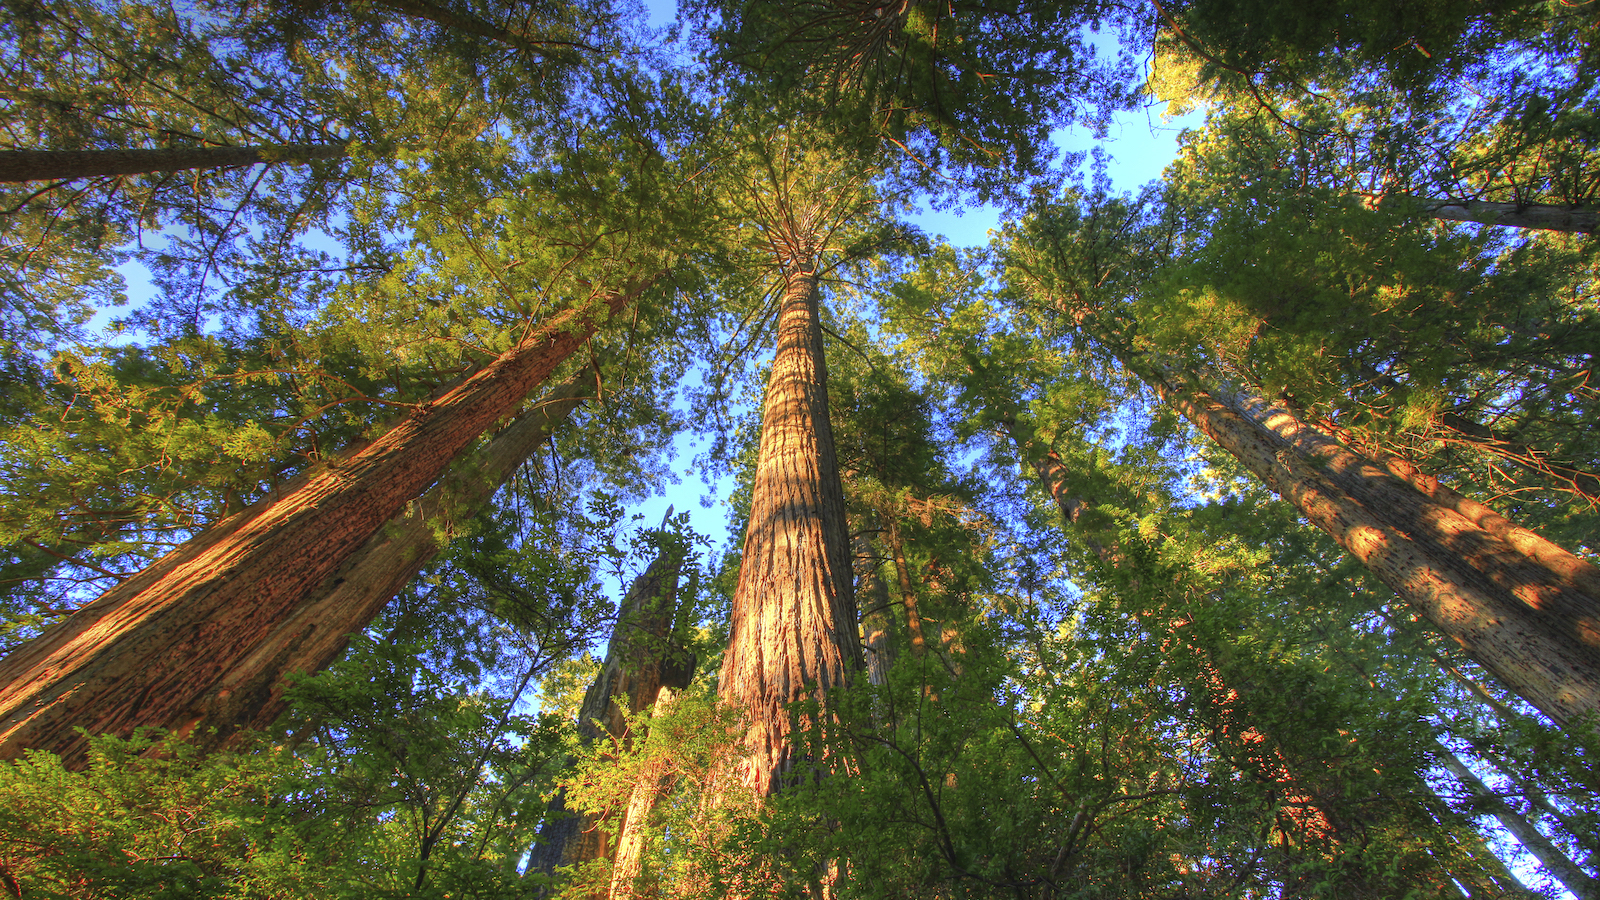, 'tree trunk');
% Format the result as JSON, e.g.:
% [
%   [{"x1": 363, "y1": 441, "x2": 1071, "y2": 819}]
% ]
[
  {"x1": 987, "y1": 373, "x2": 1514, "y2": 894},
  {"x1": 0, "y1": 283, "x2": 645, "y2": 767},
  {"x1": 190, "y1": 375, "x2": 590, "y2": 743},
  {"x1": 1438, "y1": 742, "x2": 1600, "y2": 900},
  {"x1": 885, "y1": 517, "x2": 927, "y2": 659},
  {"x1": 1140, "y1": 365, "x2": 1600, "y2": 733},
  {"x1": 718, "y1": 267, "x2": 861, "y2": 798},
  {"x1": 530, "y1": 524, "x2": 692, "y2": 888},
  {"x1": 608, "y1": 686, "x2": 681, "y2": 900},
  {"x1": 0, "y1": 144, "x2": 348, "y2": 183},
  {"x1": 852, "y1": 531, "x2": 897, "y2": 688}
]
